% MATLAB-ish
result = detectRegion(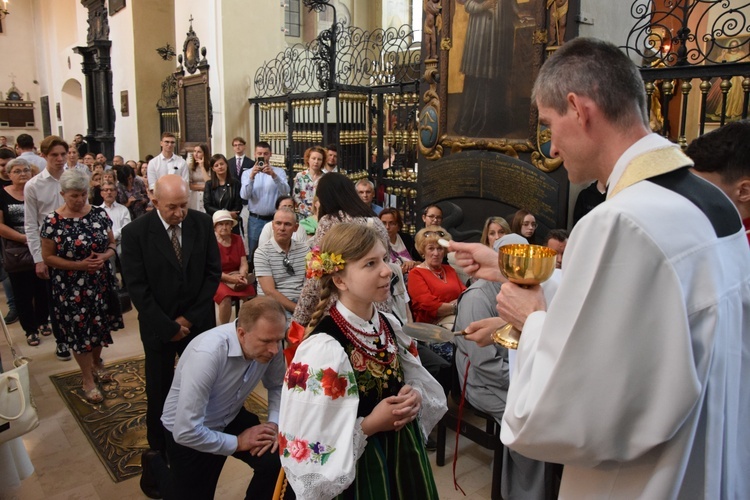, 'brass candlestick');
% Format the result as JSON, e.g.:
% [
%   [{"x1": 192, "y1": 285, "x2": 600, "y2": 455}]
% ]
[{"x1": 492, "y1": 244, "x2": 557, "y2": 349}]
